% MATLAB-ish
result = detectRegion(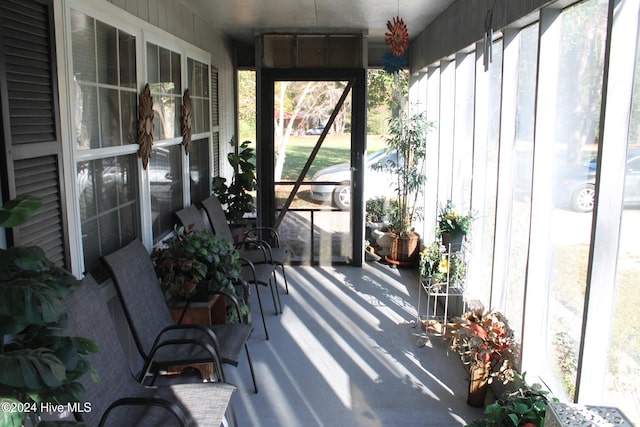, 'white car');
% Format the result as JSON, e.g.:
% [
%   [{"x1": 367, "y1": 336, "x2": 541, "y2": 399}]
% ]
[{"x1": 310, "y1": 150, "x2": 395, "y2": 210}]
